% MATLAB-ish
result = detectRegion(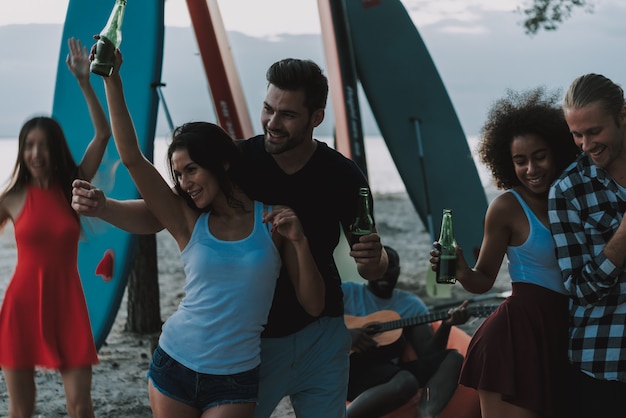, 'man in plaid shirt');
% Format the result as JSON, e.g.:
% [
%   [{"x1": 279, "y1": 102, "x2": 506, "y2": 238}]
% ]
[{"x1": 549, "y1": 73, "x2": 626, "y2": 417}]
